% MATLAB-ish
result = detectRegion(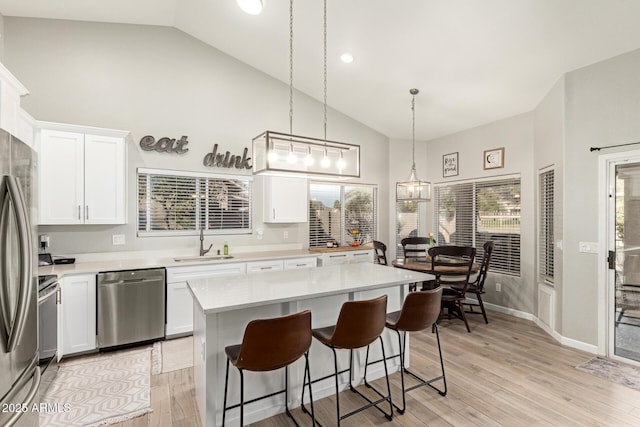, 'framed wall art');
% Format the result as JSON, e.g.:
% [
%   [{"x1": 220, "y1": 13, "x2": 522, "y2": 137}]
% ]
[
  {"x1": 443, "y1": 152, "x2": 459, "y2": 177},
  {"x1": 483, "y1": 147, "x2": 504, "y2": 170}
]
